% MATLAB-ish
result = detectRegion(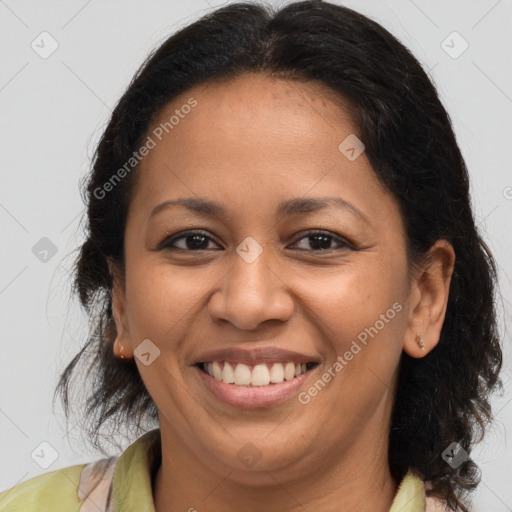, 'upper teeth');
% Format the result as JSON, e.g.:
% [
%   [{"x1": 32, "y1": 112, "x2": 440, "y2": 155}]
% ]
[{"x1": 204, "y1": 361, "x2": 308, "y2": 387}]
